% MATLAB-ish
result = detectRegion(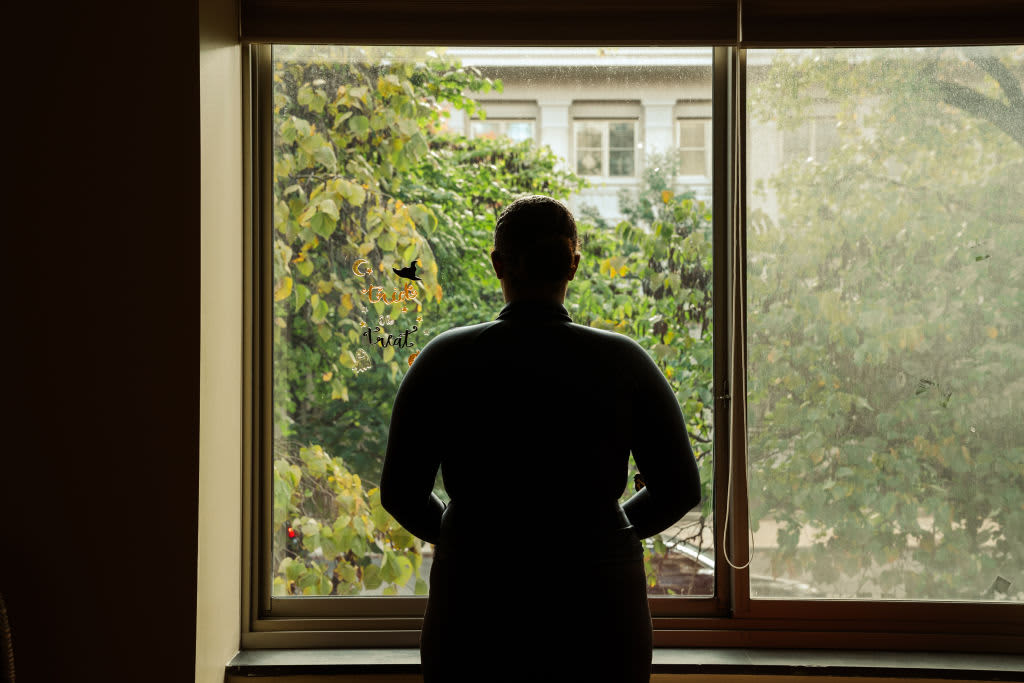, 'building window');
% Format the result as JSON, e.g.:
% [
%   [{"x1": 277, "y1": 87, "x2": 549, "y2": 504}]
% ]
[
  {"x1": 574, "y1": 120, "x2": 637, "y2": 177},
  {"x1": 469, "y1": 119, "x2": 535, "y2": 143},
  {"x1": 781, "y1": 115, "x2": 839, "y2": 164},
  {"x1": 677, "y1": 118, "x2": 711, "y2": 176}
]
